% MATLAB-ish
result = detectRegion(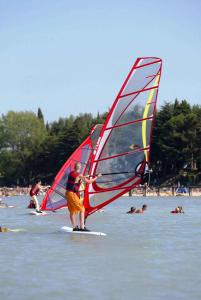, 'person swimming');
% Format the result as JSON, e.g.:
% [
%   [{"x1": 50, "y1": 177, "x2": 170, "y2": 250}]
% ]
[
  {"x1": 171, "y1": 206, "x2": 184, "y2": 214},
  {"x1": 134, "y1": 204, "x2": 148, "y2": 214},
  {"x1": 0, "y1": 226, "x2": 9, "y2": 232},
  {"x1": 27, "y1": 199, "x2": 36, "y2": 209},
  {"x1": 126, "y1": 207, "x2": 136, "y2": 214},
  {"x1": 0, "y1": 226, "x2": 25, "y2": 233},
  {"x1": 0, "y1": 199, "x2": 8, "y2": 208}
]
